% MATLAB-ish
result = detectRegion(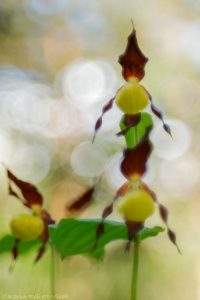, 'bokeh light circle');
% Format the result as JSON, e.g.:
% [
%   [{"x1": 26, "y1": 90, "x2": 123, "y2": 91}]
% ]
[
  {"x1": 63, "y1": 60, "x2": 105, "y2": 104},
  {"x1": 61, "y1": 59, "x2": 117, "y2": 106},
  {"x1": 9, "y1": 144, "x2": 51, "y2": 183},
  {"x1": 27, "y1": 0, "x2": 67, "y2": 16},
  {"x1": 71, "y1": 141, "x2": 109, "y2": 177},
  {"x1": 104, "y1": 153, "x2": 126, "y2": 190},
  {"x1": 151, "y1": 119, "x2": 192, "y2": 160},
  {"x1": 0, "y1": 130, "x2": 13, "y2": 164},
  {"x1": 159, "y1": 156, "x2": 199, "y2": 196}
]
